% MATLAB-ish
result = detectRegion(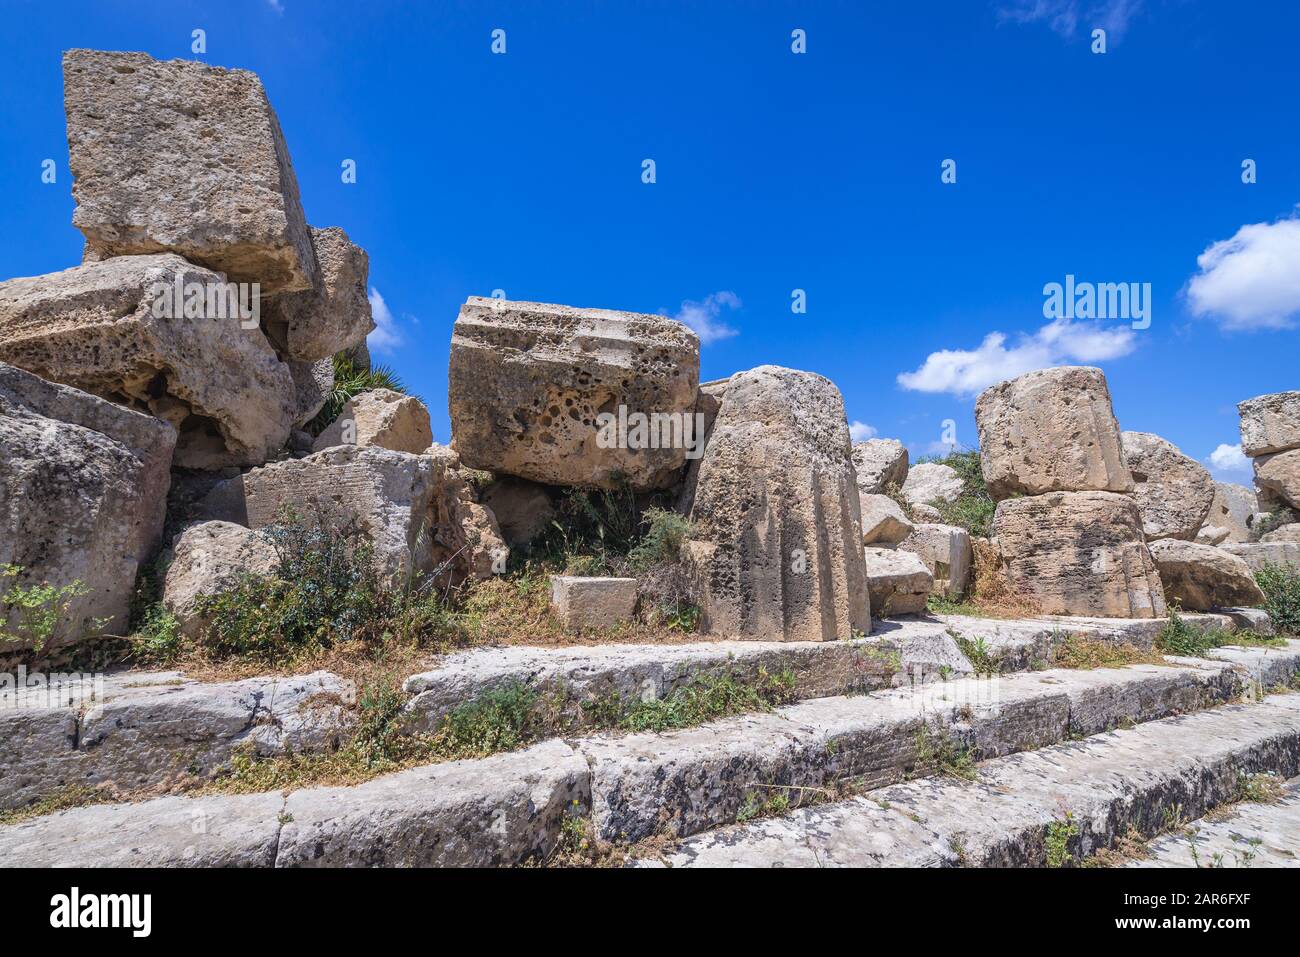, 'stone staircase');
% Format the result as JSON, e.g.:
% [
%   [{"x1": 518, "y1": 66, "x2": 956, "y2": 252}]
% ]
[{"x1": 2, "y1": 614, "x2": 1298, "y2": 868}]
